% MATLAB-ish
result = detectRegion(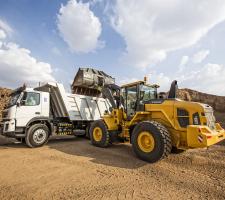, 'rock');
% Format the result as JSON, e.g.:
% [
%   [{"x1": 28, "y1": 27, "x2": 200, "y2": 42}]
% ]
[
  {"x1": 177, "y1": 88, "x2": 225, "y2": 128},
  {"x1": 0, "y1": 88, "x2": 11, "y2": 120},
  {"x1": 177, "y1": 88, "x2": 225, "y2": 113}
]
